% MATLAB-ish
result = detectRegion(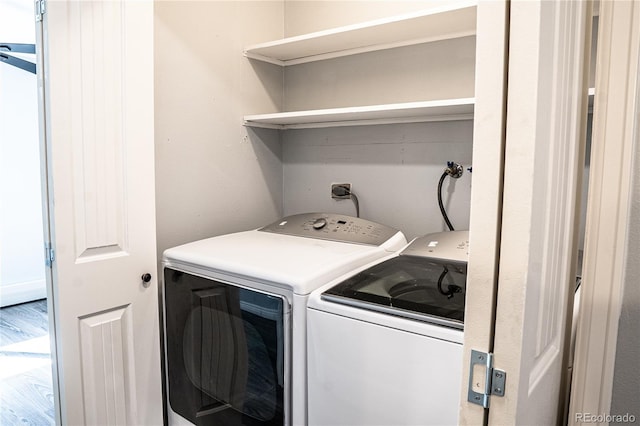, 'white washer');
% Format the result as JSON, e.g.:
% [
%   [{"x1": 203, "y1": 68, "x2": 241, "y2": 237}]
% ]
[
  {"x1": 307, "y1": 231, "x2": 469, "y2": 426},
  {"x1": 160, "y1": 213, "x2": 406, "y2": 426}
]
